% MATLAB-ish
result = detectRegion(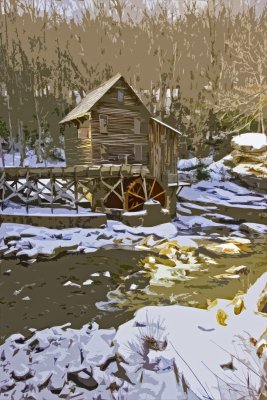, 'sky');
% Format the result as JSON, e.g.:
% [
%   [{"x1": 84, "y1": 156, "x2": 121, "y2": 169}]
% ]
[{"x1": 2, "y1": 0, "x2": 265, "y2": 20}]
